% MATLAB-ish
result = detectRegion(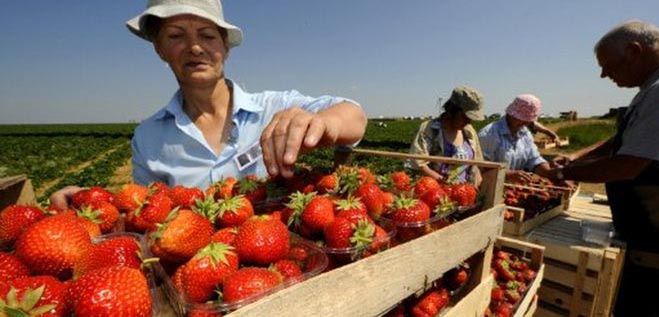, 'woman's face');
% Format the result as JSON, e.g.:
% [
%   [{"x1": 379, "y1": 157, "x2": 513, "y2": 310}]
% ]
[{"x1": 154, "y1": 15, "x2": 228, "y2": 87}]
